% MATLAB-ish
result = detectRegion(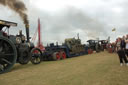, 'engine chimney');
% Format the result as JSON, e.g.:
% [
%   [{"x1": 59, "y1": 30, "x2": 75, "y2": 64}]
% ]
[
  {"x1": 77, "y1": 33, "x2": 79, "y2": 40},
  {"x1": 25, "y1": 24, "x2": 30, "y2": 42}
]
